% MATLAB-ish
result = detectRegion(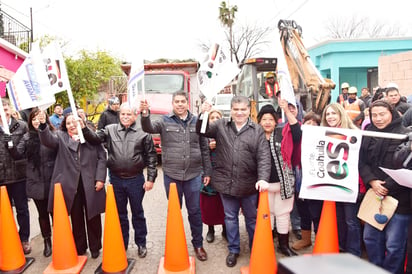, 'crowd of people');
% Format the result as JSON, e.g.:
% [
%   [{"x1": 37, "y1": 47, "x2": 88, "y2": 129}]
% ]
[{"x1": 1, "y1": 82, "x2": 412, "y2": 273}]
